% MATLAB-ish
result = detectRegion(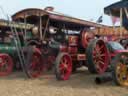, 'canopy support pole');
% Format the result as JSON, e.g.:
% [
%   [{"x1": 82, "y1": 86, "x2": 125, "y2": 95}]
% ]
[
  {"x1": 124, "y1": 8, "x2": 128, "y2": 18},
  {"x1": 120, "y1": 8, "x2": 123, "y2": 38},
  {"x1": 42, "y1": 17, "x2": 49, "y2": 41},
  {"x1": 109, "y1": 11, "x2": 116, "y2": 39},
  {"x1": 124, "y1": 8, "x2": 128, "y2": 35},
  {"x1": 39, "y1": 14, "x2": 43, "y2": 41},
  {"x1": 24, "y1": 14, "x2": 27, "y2": 41}
]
